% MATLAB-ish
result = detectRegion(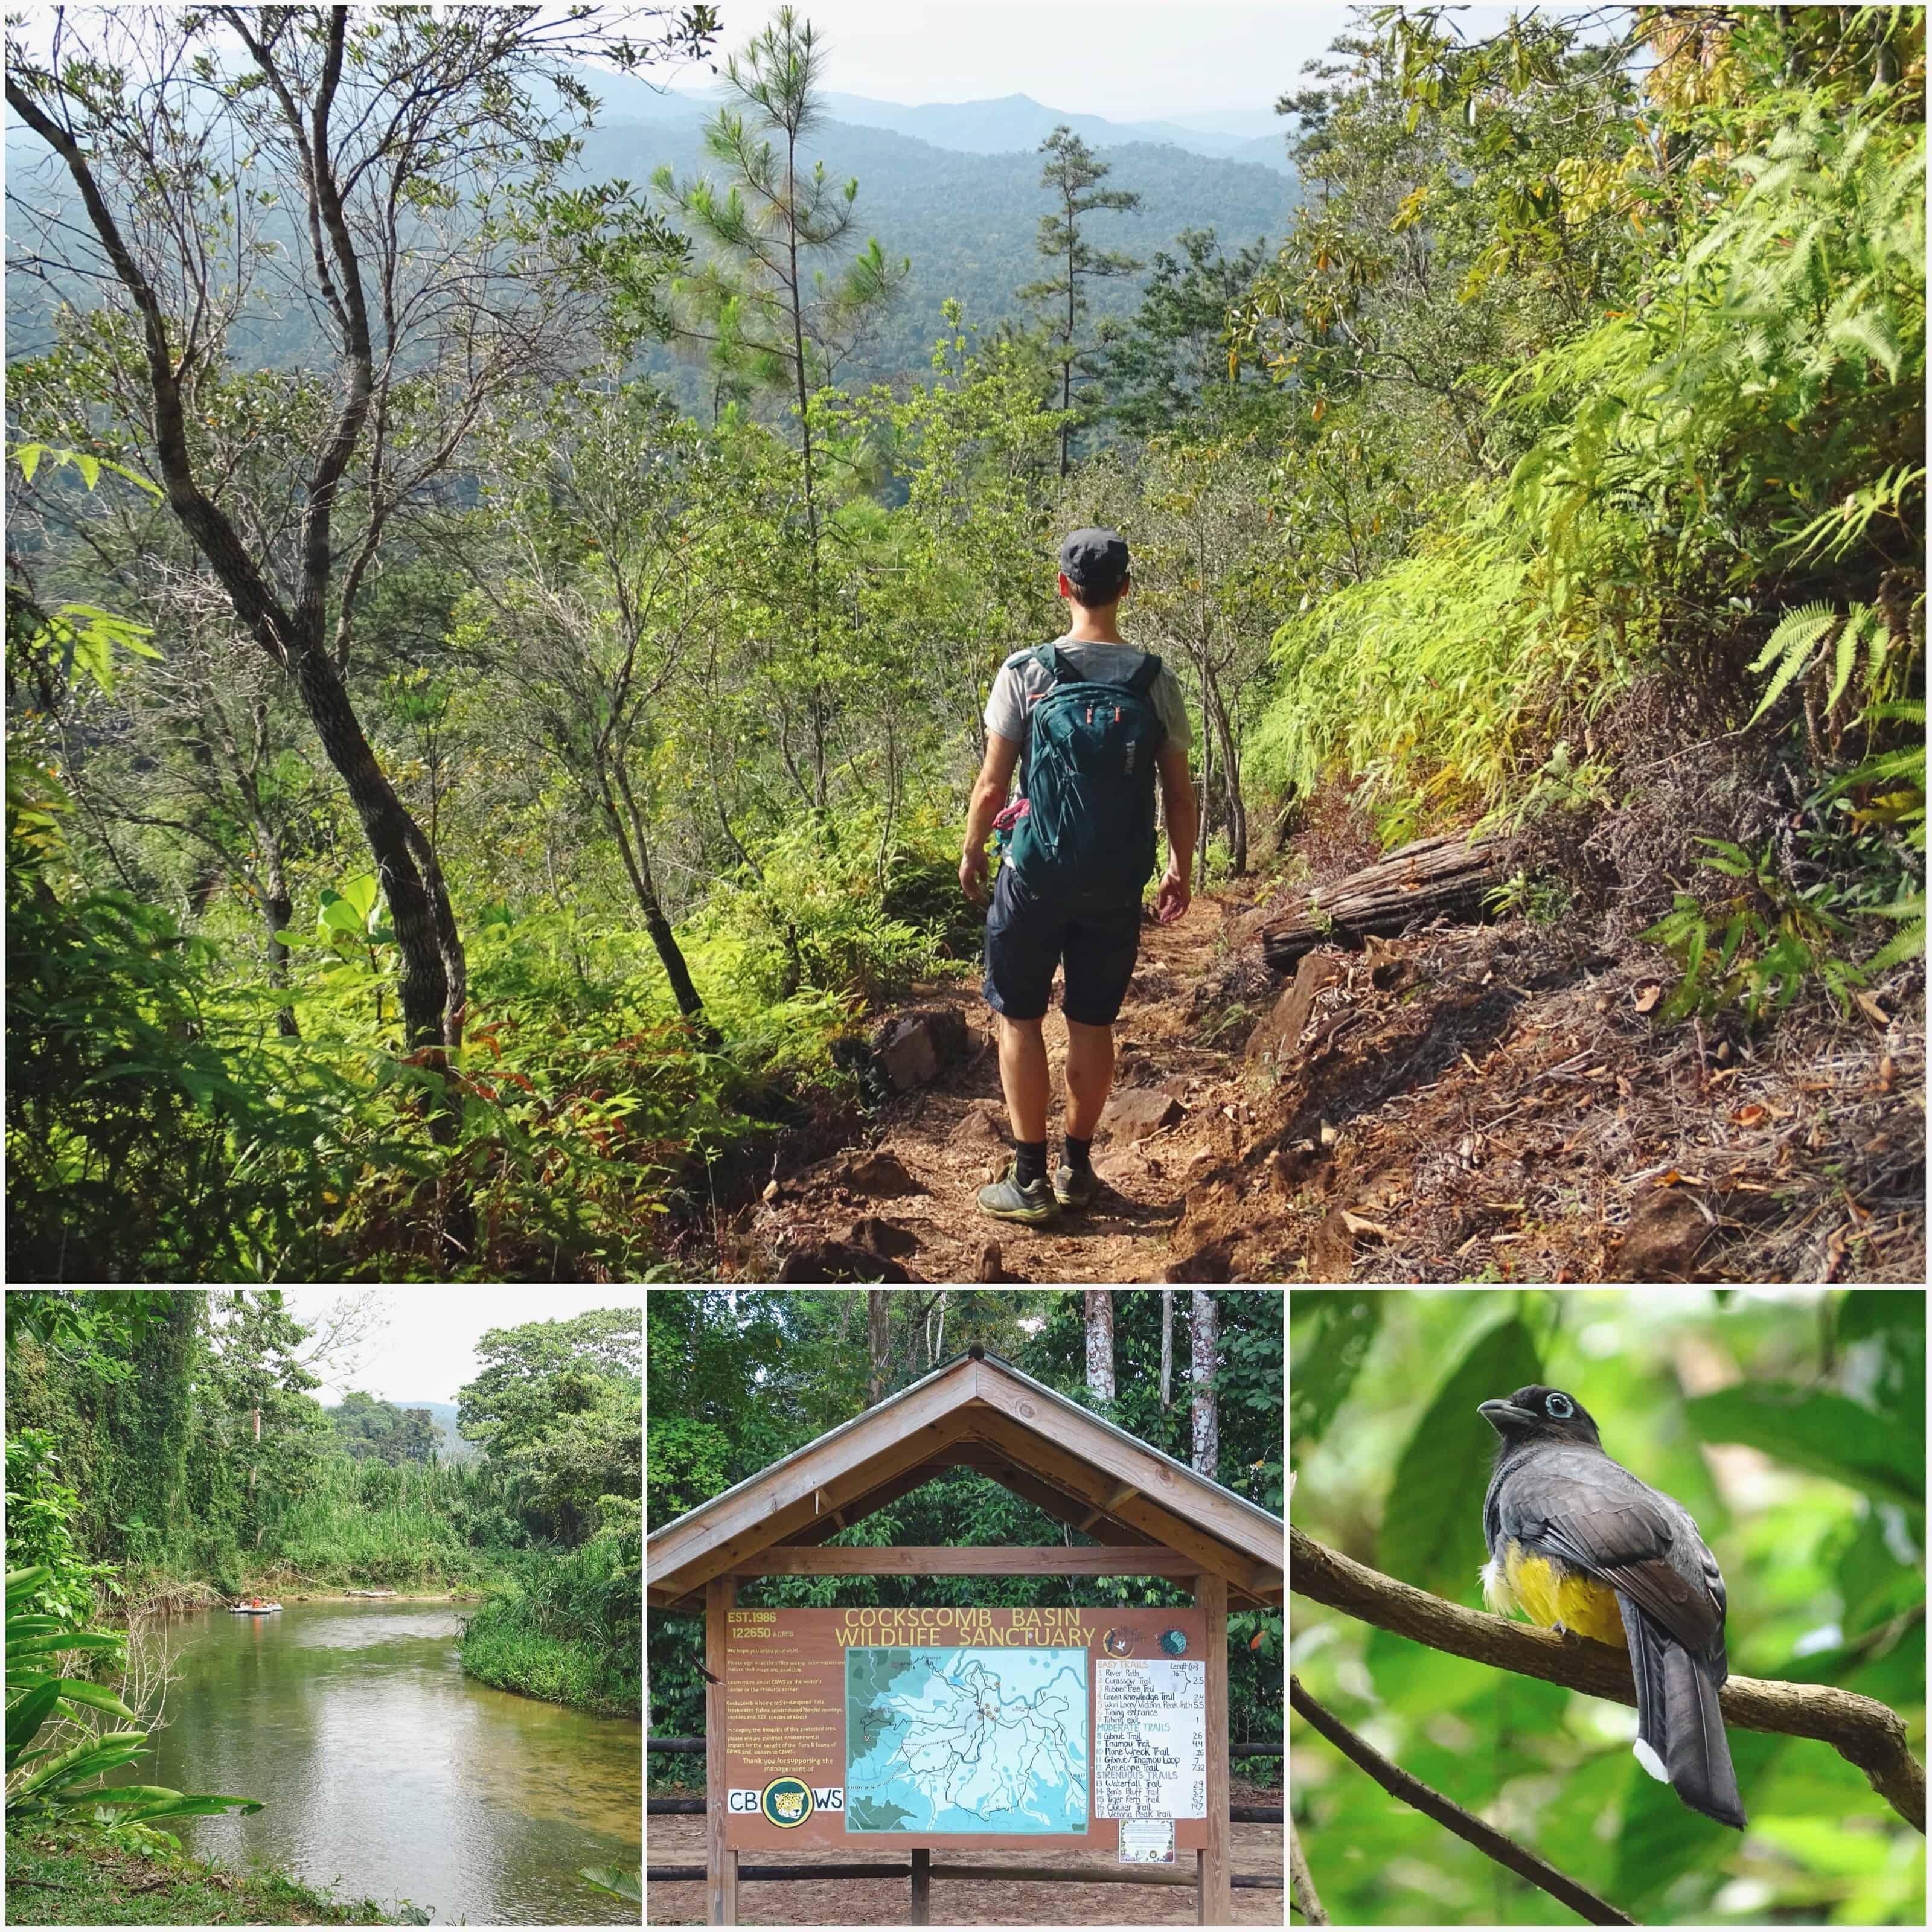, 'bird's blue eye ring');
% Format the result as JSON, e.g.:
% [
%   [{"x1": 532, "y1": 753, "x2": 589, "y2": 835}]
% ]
[{"x1": 1546, "y1": 1392, "x2": 1574, "y2": 1418}]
